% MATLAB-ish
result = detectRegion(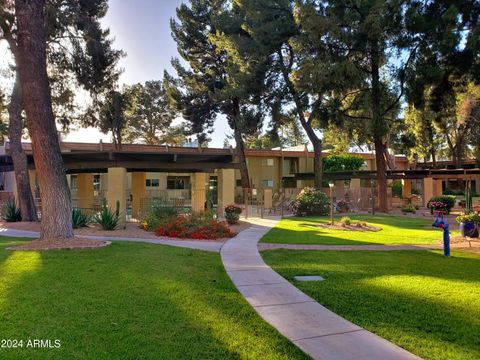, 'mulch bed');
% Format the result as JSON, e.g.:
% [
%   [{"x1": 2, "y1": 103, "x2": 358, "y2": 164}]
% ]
[
  {"x1": 317, "y1": 223, "x2": 381, "y2": 232},
  {"x1": 7, "y1": 237, "x2": 111, "y2": 251}
]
